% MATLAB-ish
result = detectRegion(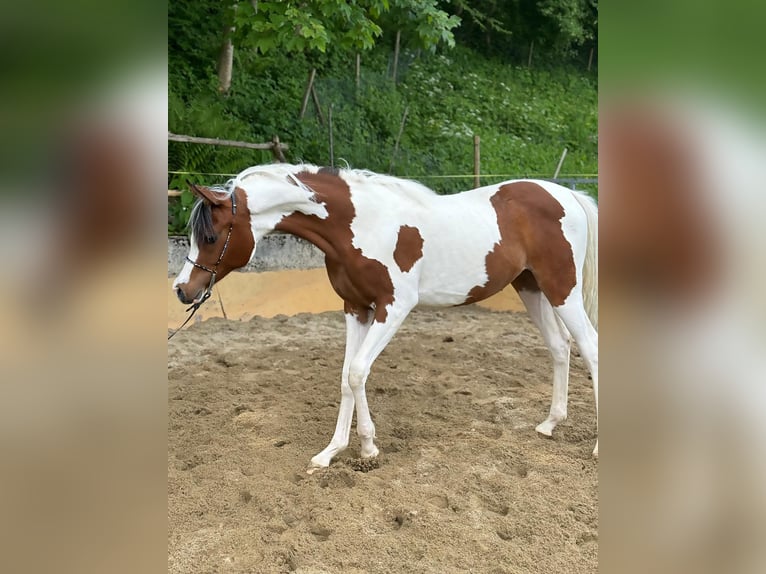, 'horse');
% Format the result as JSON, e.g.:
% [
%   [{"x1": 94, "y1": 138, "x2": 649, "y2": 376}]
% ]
[{"x1": 172, "y1": 163, "x2": 599, "y2": 469}]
